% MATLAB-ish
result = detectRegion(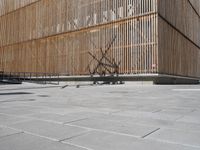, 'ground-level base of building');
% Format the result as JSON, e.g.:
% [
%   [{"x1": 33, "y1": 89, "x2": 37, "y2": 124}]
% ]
[
  {"x1": 1, "y1": 71, "x2": 199, "y2": 85},
  {"x1": 17, "y1": 73, "x2": 199, "y2": 85},
  {"x1": 153, "y1": 75, "x2": 199, "y2": 84}
]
